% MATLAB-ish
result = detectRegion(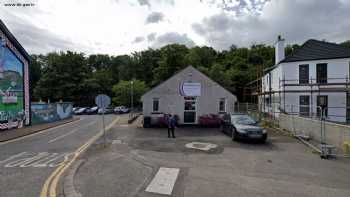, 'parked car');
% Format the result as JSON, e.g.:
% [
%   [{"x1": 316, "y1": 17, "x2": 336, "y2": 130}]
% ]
[
  {"x1": 98, "y1": 107, "x2": 114, "y2": 114},
  {"x1": 220, "y1": 113, "x2": 267, "y2": 143},
  {"x1": 114, "y1": 106, "x2": 130, "y2": 114},
  {"x1": 85, "y1": 106, "x2": 99, "y2": 115},
  {"x1": 199, "y1": 114, "x2": 222, "y2": 127},
  {"x1": 74, "y1": 107, "x2": 88, "y2": 115}
]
